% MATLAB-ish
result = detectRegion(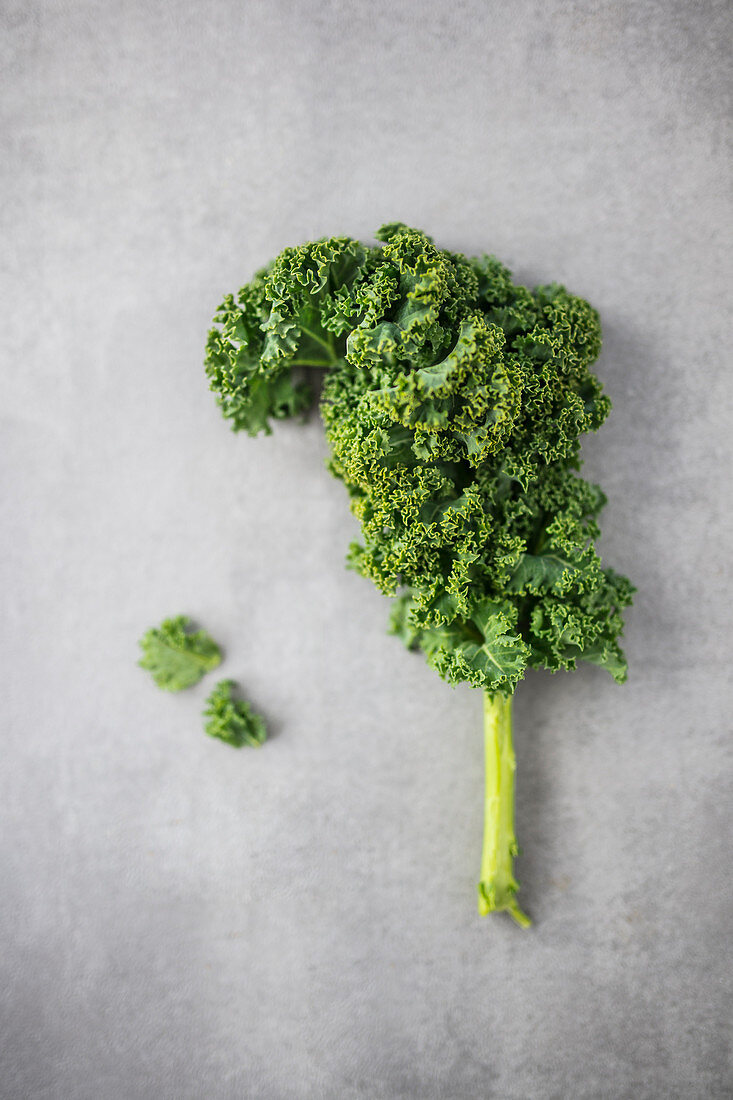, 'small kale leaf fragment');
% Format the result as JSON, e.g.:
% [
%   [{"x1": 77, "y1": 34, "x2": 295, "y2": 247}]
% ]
[
  {"x1": 203, "y1": 679, "x2": 267, "y2": 748},
  {"x1": 138, "y1": 615, "x2": 222, "y2": 691}
]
